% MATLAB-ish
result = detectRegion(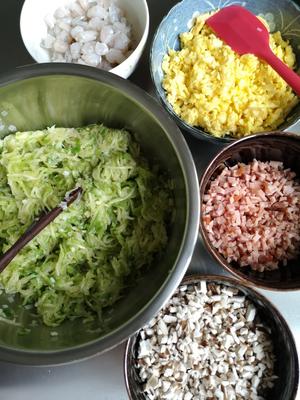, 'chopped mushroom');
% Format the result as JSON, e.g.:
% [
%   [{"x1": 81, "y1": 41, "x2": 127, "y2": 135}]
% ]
[{"x1": 135, "y1": 282, "x2": 277, "y2": 400}]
